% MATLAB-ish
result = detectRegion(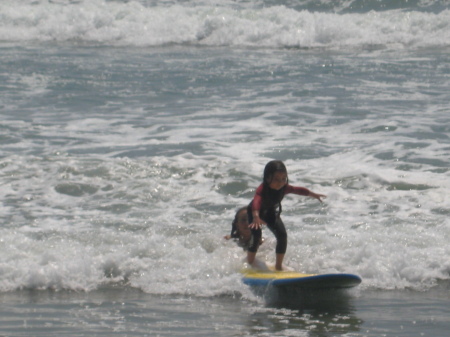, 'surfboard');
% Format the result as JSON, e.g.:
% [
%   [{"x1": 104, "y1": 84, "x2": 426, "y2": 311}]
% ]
[{"x1": 242, "y1": 268, "x2": 362, "y2": 289}]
